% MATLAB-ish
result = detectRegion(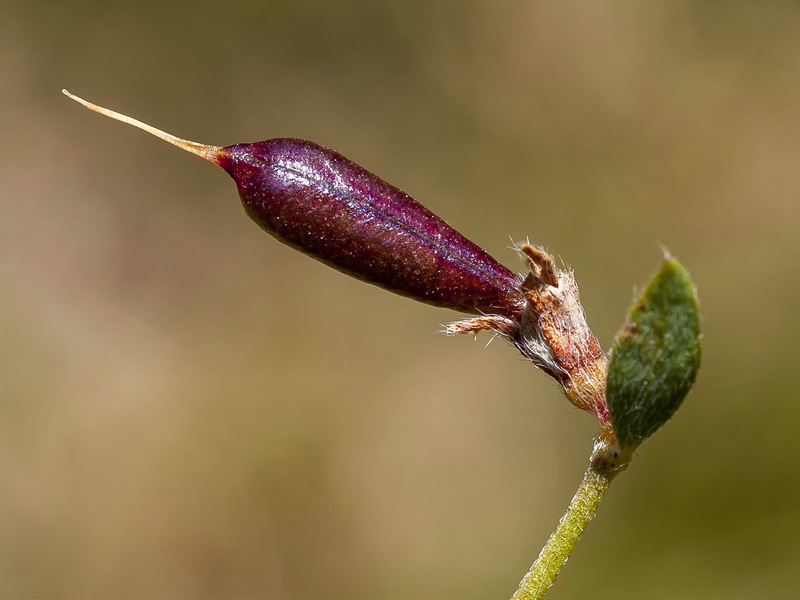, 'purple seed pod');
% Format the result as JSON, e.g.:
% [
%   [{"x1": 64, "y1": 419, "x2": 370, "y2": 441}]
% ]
[
  {"x1": 64, "y1": 91, "x2": 524, "y2": 318},
  {"x1": 218, "y1": 139, "x2": 523, "y2": 316}
]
